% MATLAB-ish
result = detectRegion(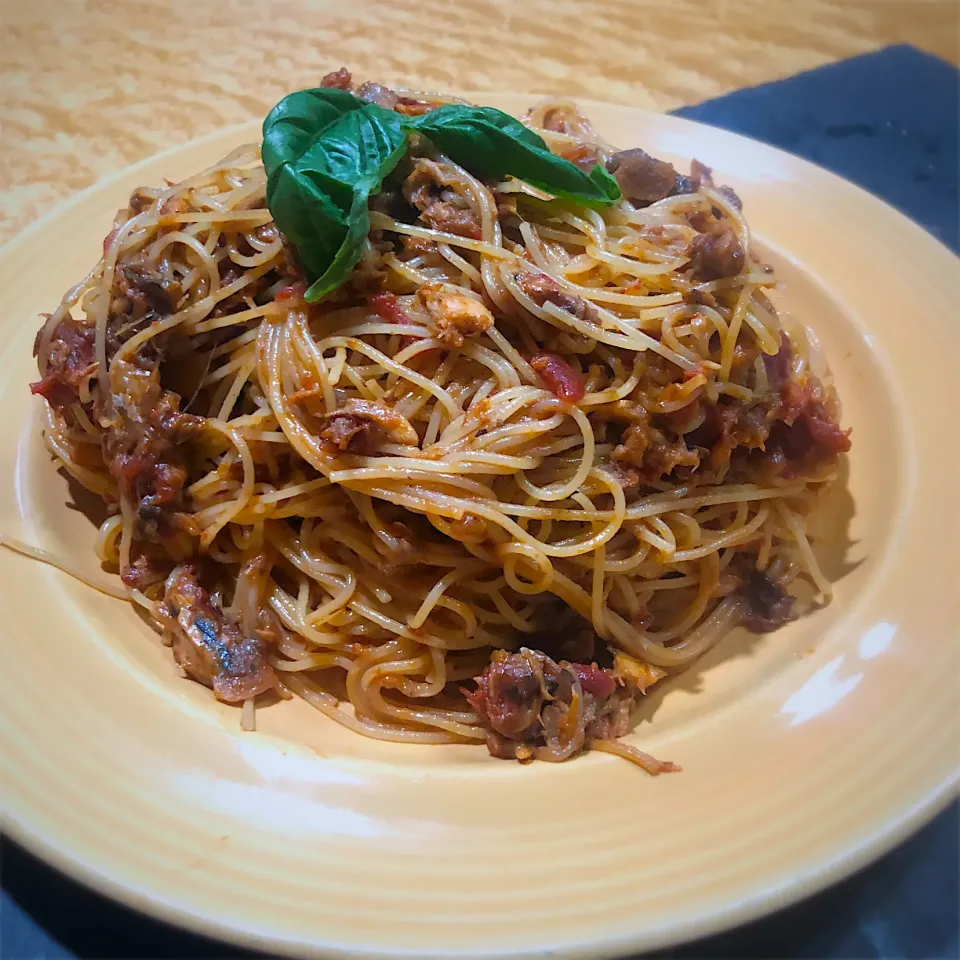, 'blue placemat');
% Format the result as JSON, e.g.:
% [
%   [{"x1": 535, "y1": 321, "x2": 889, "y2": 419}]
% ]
[
  {"x1": 675, "y1": 43, "x2": 959, "y2": 253},
  {"x1": 3, "y1": 43, "x2": 959, "y2": 960}
]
